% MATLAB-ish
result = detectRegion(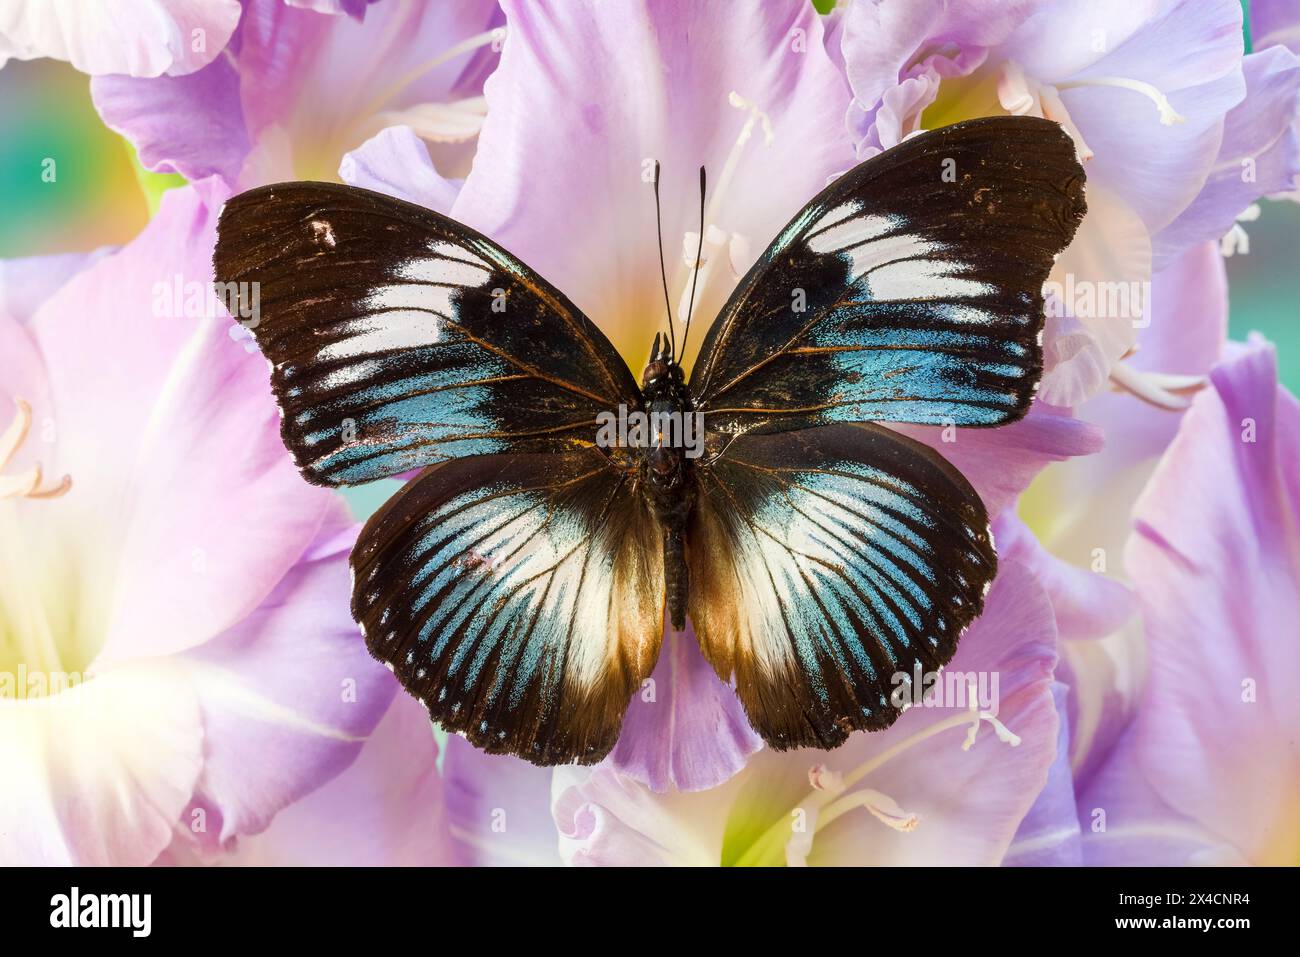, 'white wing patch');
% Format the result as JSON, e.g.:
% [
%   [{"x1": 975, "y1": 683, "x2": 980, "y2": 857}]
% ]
[
  {"x1": 806, "y1": 210, "x2": 994, "y2": 303},
  {"x1": 316, "y1": 311, "x2": 447, "y2": 361},
  {"x1": 318, "y1": 249, "x2": 494, "y2": 362}
]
